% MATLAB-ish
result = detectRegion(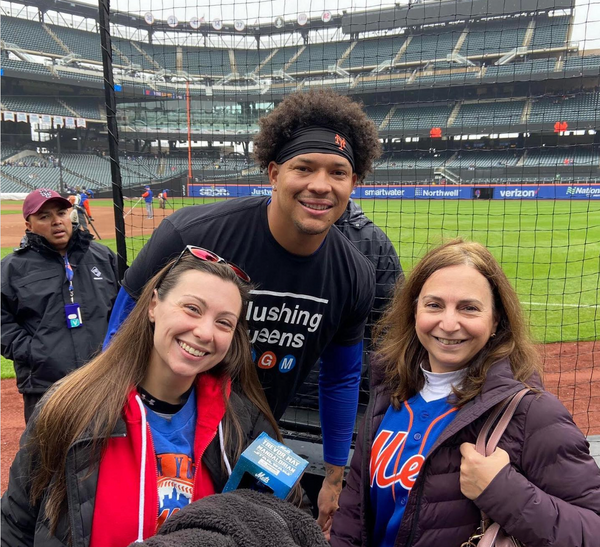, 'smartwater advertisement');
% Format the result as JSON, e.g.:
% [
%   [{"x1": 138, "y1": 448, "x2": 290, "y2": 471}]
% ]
[{"x1": 188, "y1": 184, "x2": 600, "y2": 200}]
